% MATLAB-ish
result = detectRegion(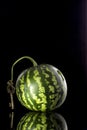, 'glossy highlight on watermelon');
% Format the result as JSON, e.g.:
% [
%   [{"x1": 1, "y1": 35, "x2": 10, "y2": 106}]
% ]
[
  {"x1": 15, "y1": 62, "x2": 67, "y2": 112},
  {"x1": 16, "y1": 112, "x2": 68, "y2": 130}
]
